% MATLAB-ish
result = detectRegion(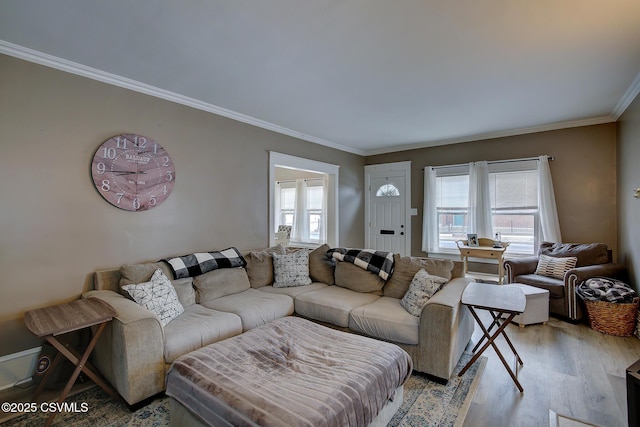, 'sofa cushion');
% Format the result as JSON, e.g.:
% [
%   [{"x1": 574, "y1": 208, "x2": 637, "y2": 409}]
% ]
[
  {"x1": 201, "y1": 289, "x2": 294, "y2": 331},
  {"x1": 258, "y1": 282, "x2": 328, "y2": 298},
  {"x1": 244, "y1": 245, "x2": 286, "y2": 288},
  {"x1": 384, "y1": 255, "x2": 454, "y2": 299},
  {"x1": 272, "y1": 251, "x2": 312, "y2": 287},
  {"x1": 294, "y1": 286, "x2": 380, "y2": 327},
  {"x1": 349, "y1": 297, "x2": 420, "y2": 345},
  {"x1": 308, "y1": 244, "x2": 335, "y2": 285},
  {"x1": 400, "y1": 270, "x2": 449, "y2": 317},
  {"x1": 163, "y1": 305, "x2": 242, "y2": 363},
  {"x1": 539, "y1": 242, "x2": 609, "y2": 267},
  {"x1": 119, "y1": 262, "x2": 174, "y2": 287},
  {"x1": 121, "y1": 269, "x2": 184, "y2": 327},
  {"x1": 172, "y1": 278, "x2": 196, "y2": 307},
  {"x1": 193, "y1": 268, "x2": 251, "y2": 304},
  {"x1": 514, "y1": 274, "x2": 565, "y2": 299},
  {"x1": 334, "y1": 262, "x2": 385, "y2": 294},
  {"x1": 534, "y1": 254, "x2": 577, "y2": 280}
]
